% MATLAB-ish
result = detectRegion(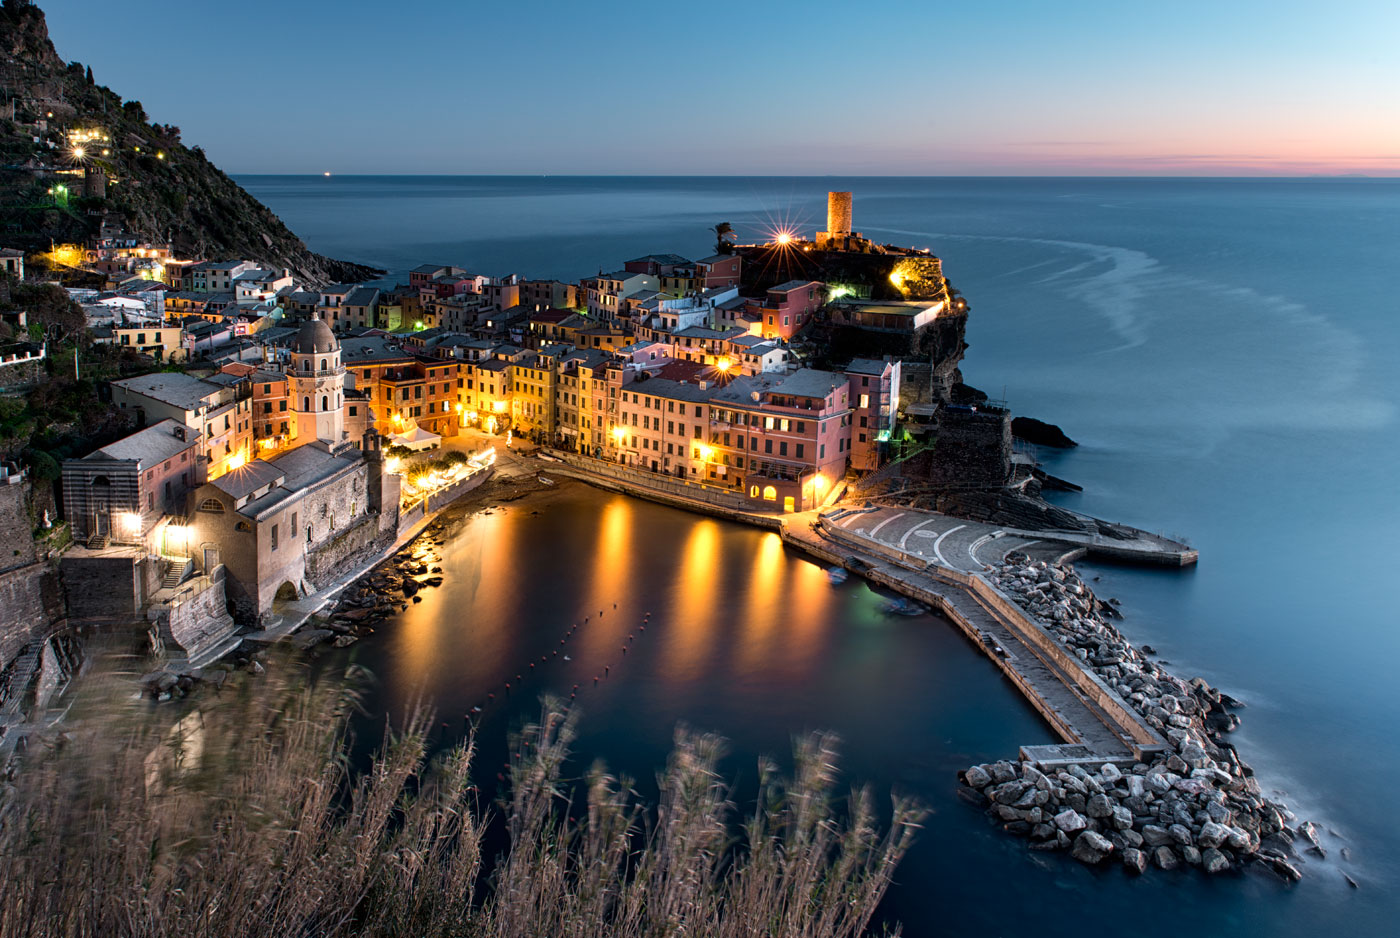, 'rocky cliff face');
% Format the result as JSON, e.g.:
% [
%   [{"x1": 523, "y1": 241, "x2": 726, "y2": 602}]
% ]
[{"x1": 0, "y1": 0, "x2": 379, "y2": 284}]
